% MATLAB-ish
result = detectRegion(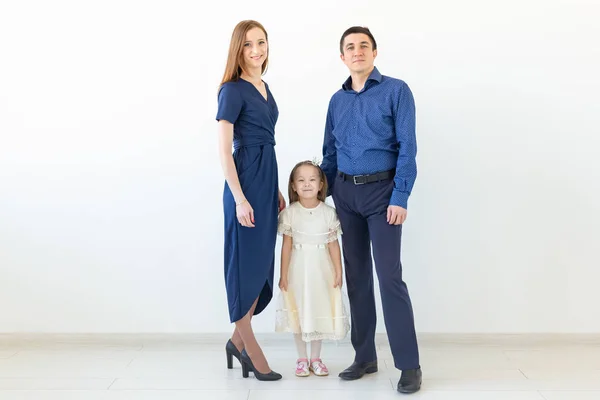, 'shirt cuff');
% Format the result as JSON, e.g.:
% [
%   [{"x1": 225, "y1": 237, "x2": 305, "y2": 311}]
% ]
[
  {"x1": 325, "y1": 173, "x2": 336, "y2": 197},
  {"x1": 390, "y1": 190, "x2": 409, "y2": 209}
]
